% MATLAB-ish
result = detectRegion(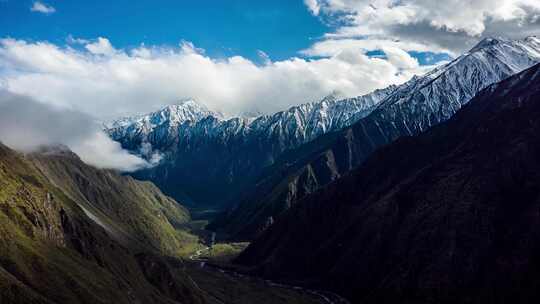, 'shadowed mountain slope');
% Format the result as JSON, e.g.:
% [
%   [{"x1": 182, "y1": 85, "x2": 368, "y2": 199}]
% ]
[
  {"x1": 210, "y1": 36, "x2": 540, "y2": 240},
  {"x1": 237, "y1": 62, "x2": 540, "y2": 304}
]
